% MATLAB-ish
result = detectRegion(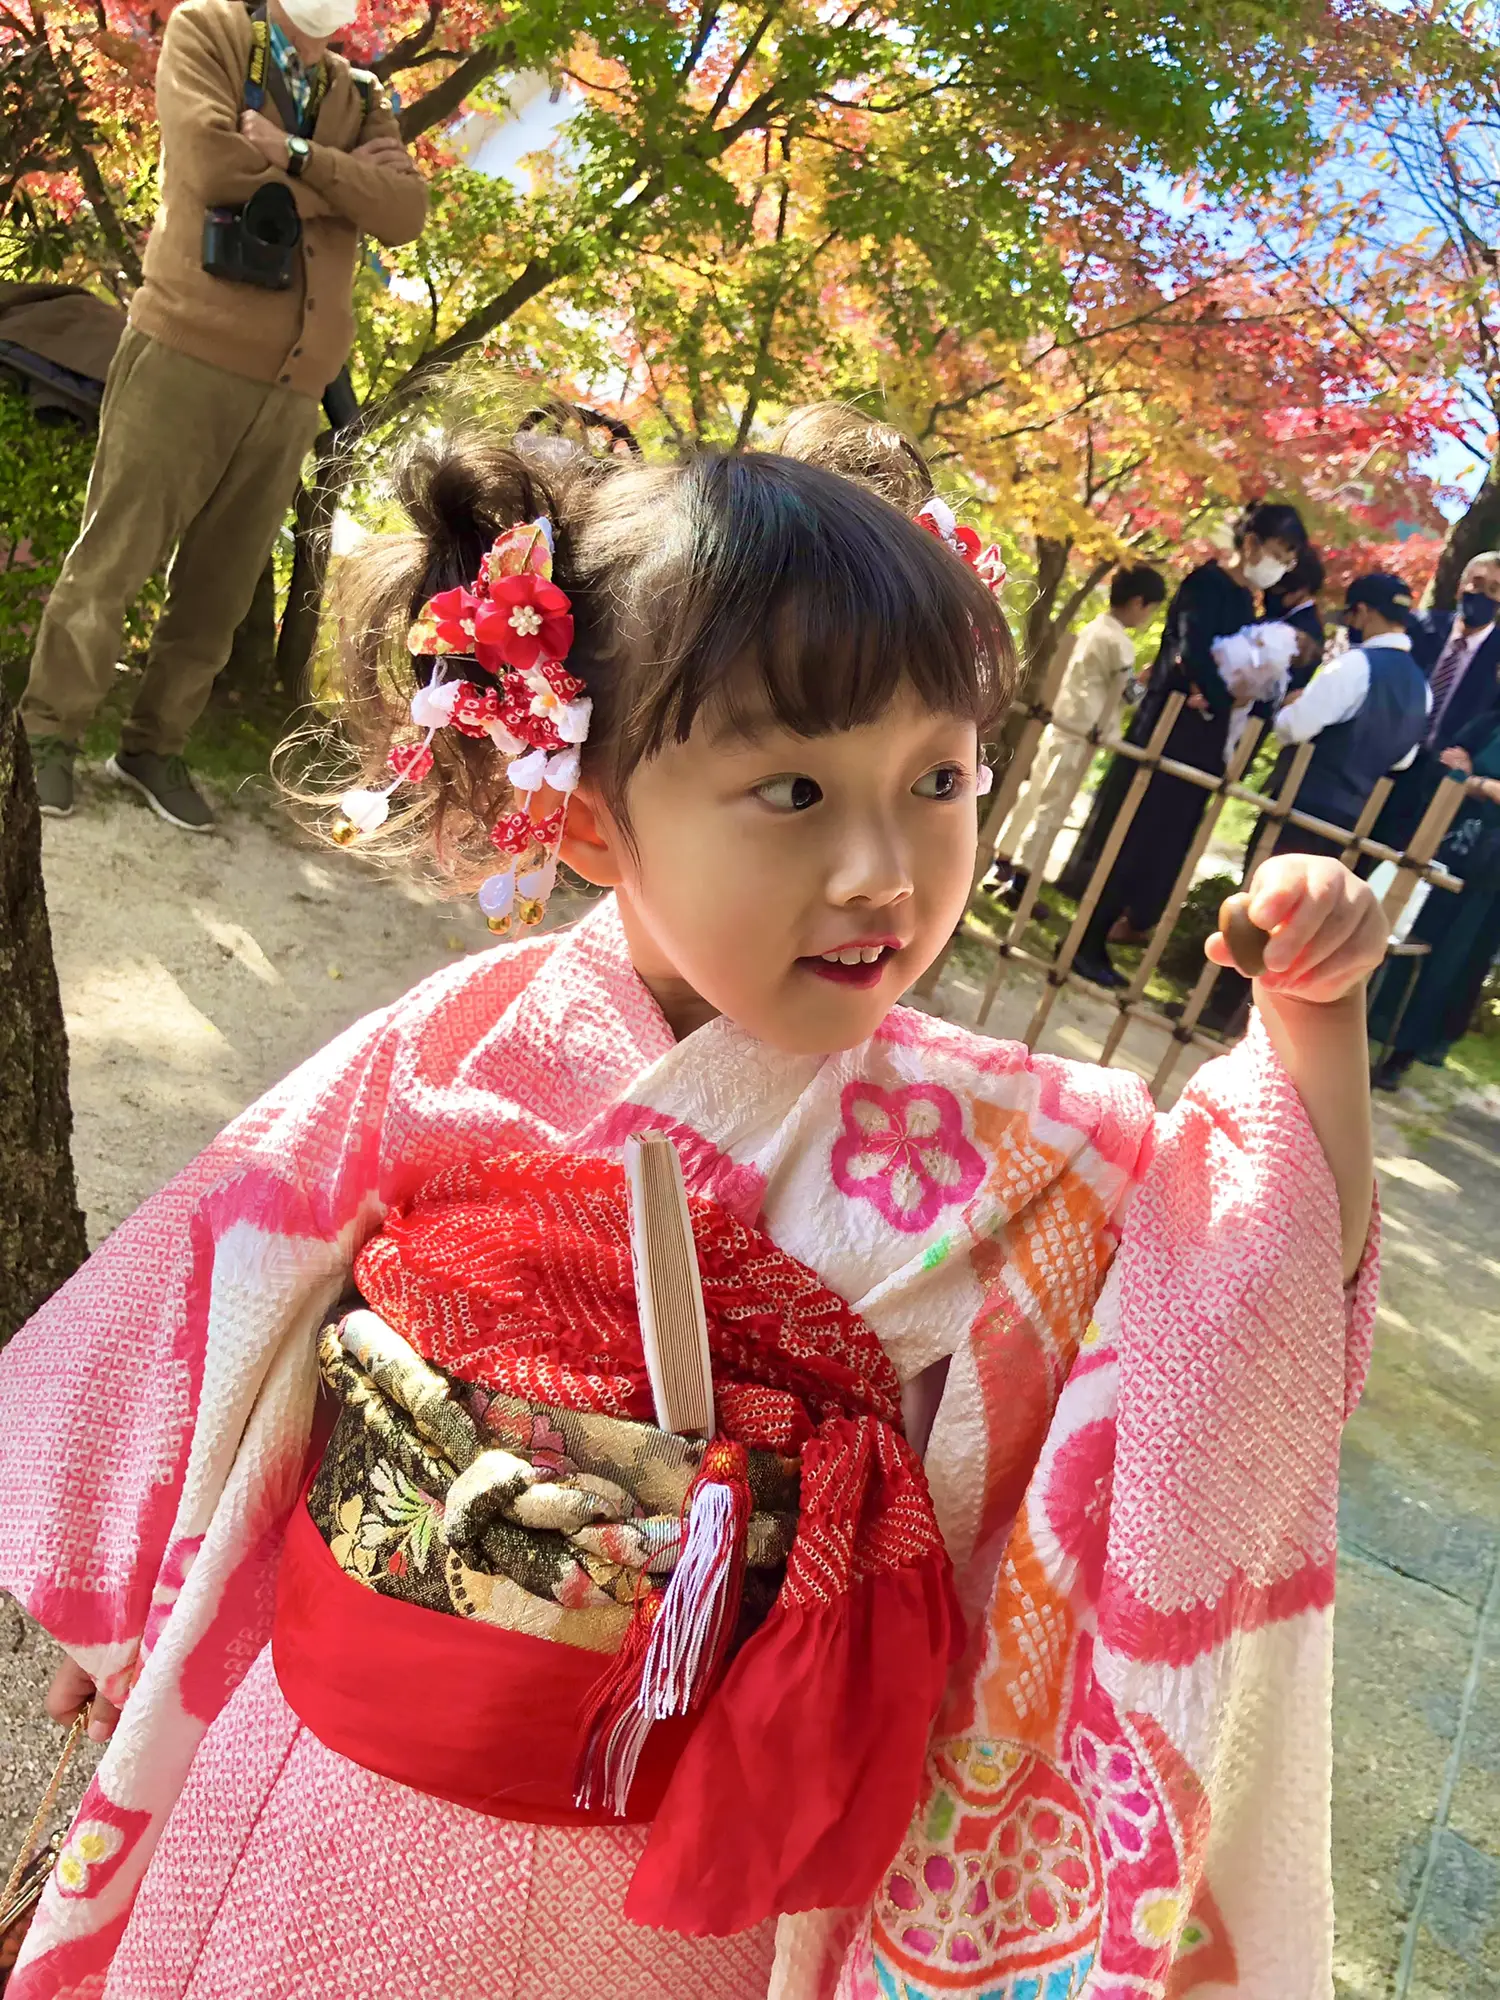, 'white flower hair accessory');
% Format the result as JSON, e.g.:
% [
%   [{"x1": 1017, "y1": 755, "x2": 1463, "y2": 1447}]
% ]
[{"x1": 329, "y1": 516, "x2": 590, "y2": 937}]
